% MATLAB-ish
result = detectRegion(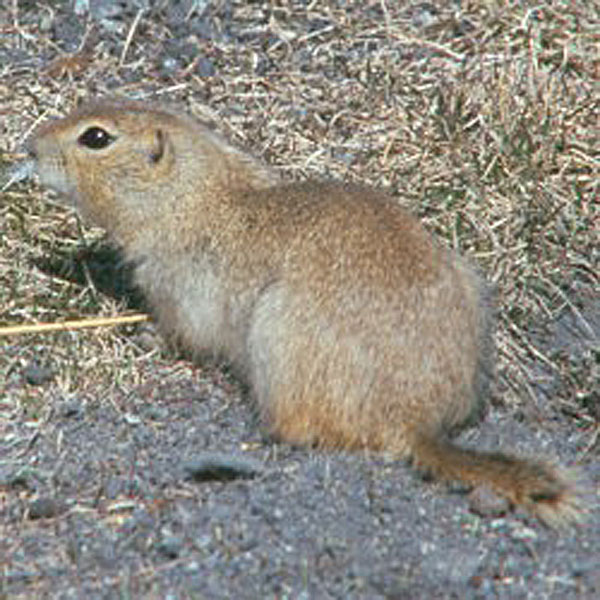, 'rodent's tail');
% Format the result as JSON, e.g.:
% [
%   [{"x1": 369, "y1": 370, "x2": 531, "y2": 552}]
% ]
[{"x1": 411, "y1": 428, "x2": 583, "y2": 527}]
